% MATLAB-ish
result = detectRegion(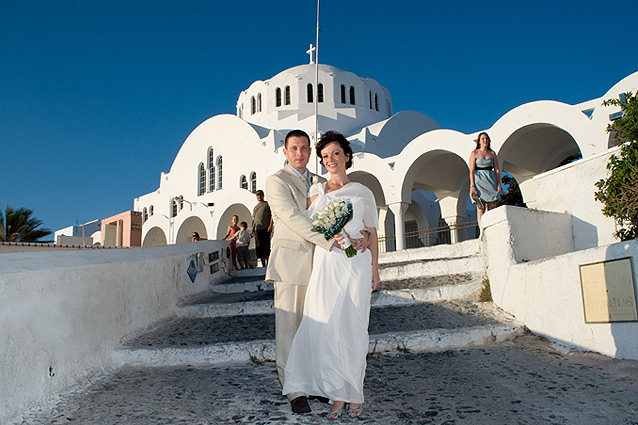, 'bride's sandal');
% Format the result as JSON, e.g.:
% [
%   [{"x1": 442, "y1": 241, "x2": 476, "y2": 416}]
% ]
[
  {"x1": 348, "y1": 404, "x2": 363, "y2": 418},
  {"x1": 327, "y1": 407, "x2": 343, "y2": 420}
]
